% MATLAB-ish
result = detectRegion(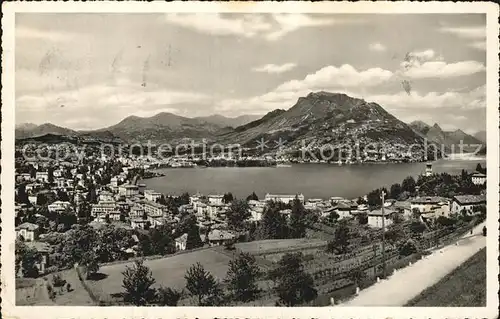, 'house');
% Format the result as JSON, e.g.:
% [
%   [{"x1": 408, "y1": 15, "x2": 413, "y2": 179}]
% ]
[
  {"x1": 175, "y1": 233, "x2": 188, "y2": 251},
  {"x1": 110, "y1": 177, "x2": 119, "y2": 188},
  {"x1": 144, "y1": 190, "x2": 162, "y2": 202},
  {"x1": 200, "y1": 229, "x2": 236, "y2": 246},
  {"x1": 131, "y1": 218, "x2": 148, "y2": 230},
  {"x1": 108, "y1": 210, "x2": 122, "y2": 221},
  {"x1": 35, "y1": 171, "x2": 49, "y2": 183},
  {"x1": 99, "y1": 190, "x2": 114, "y2": 202},
  {"x1": 130, "y1": 204, "x2": 145, "y2": 219},
  {"x1": 265, "y1": 193, "x2": 305, "y2": 204},
  {"x1": 91, "y1": 200, "x2": 118, "y2": 217},
  {"x1": 55, "y1": 177, "x2": 66, "y2": 188},
  {"x1": 119, "y1": 184, "x2": 139, "y2": 197},
  {"x1": 47, "y1": 201, "x2": 71, "y2": 213},
  {"x1": 471, "y1": 172, "x2": 487, "y2": 185},
  {"x1": 410, "y1": 196, "x2": 449, "y2": 213},
  {"x1": 451, "y1": 195, "x2": 486, "y2": 215},
  {"x1": 208, "y1": 194, "x2": 224, "y2": 205},
  {"x1": 15, "y1": 222, "x2": 40, "y2": 241},
  {"x1": 367, "y1": 209, "x2": 394, "y2": 229},
  {"x1": 393, "y1": 200, "x2": 412, "y2": 218},
  {"x1": 28, "y1": 195, "x2": 38, "y2": 206},
  {"x1": 334, "y1": 202, "x2": 355, "y2": 219},
  {"x1": 25, "y1": 241, "x2": 51, "y2": 274},
  {"x1": 142, "y1": 200, "x2": 167, "y2": 217},
  {"x1": 250, "y1": 207, "x2": 264, "y2": 221}
]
